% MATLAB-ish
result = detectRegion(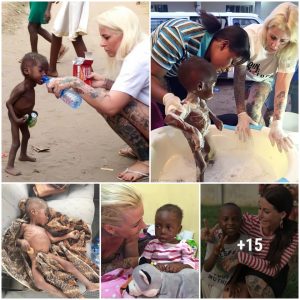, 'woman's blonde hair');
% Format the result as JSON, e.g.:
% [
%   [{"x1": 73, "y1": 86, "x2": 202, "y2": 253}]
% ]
[
  {"x1": 97, "y1": 6, "x2": 147, "y2": 79},
  {"x1": 101, "y1": 184, "x2": 142, "y2": 227},
  {"x1": 262, "y1": 2, "x2": 298, "y2": 62}
]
